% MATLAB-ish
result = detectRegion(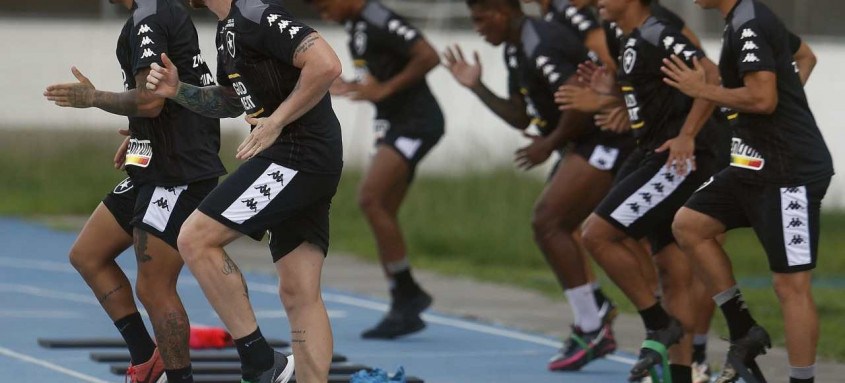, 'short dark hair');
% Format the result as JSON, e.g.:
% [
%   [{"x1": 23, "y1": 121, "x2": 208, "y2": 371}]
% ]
[{"x1": 466, "y1": 0, "x2": 521, "y2": 11}]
